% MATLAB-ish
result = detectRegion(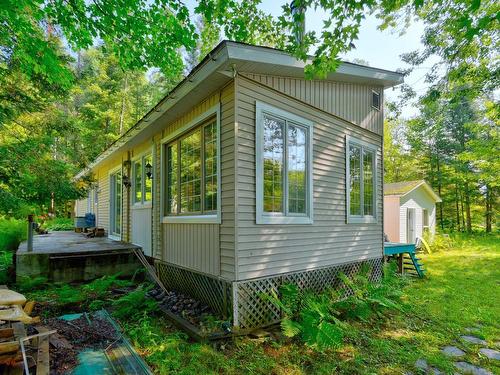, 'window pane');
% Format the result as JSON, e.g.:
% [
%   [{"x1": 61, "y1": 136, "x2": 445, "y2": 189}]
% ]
[
  {"x1": 180, "y1": 130, "x2": 201, "y2": 213},
  {"x1": 363, "y1": 149, "x2": 374, "y2": 216},
  {"x1": 288, "y1": 124, "x2": 307, "y2": 214},
  {"x1": 167, "y1": 145, "x2": 178, "y2": 214},
  {"x1": 144, "y1": 154, "x2": 152, "y2": 202},
  {"x1": 349, "y1": 144, "x2": 361, "y2": 216},
  {"x1": 204, "y1": 121, "x2": 217, "y2": 212},
  {"x1": 134, "y1": 161, "x2": 142, "y2": 203},
  {"x1": 114, "y1": 172, "x2": 122, "y2": 234},
  {"x1": 263, "y1": 115, "x2": 284, "y2": 213}
]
